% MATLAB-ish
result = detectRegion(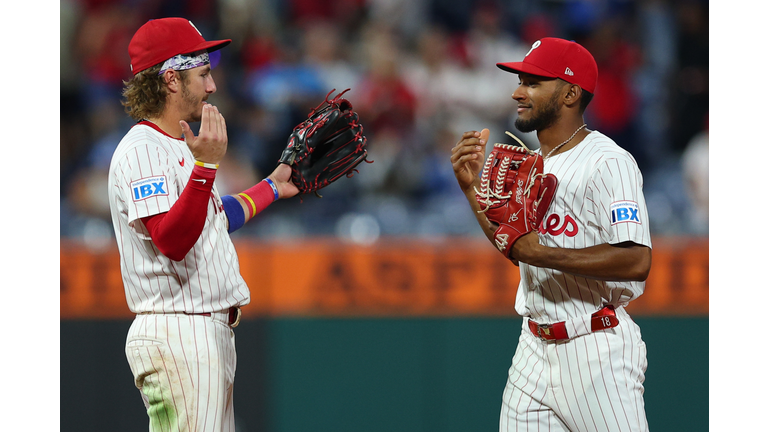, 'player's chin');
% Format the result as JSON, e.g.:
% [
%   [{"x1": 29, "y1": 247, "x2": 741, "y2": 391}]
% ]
[
  {"x1": 514, "y1": 118, "x2": 537, "y2": 134},
  {"x1": 190, "y1": 106, "x2": 205, "y2": 122}
]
